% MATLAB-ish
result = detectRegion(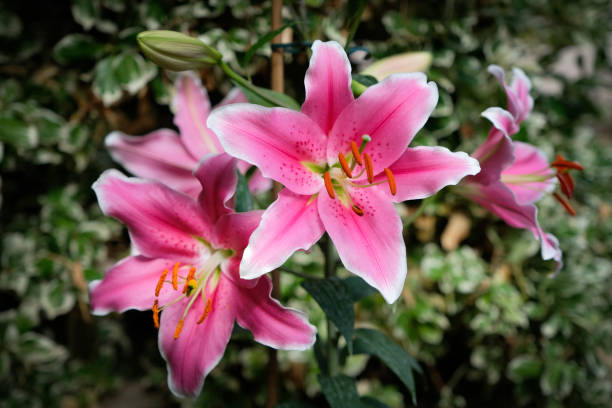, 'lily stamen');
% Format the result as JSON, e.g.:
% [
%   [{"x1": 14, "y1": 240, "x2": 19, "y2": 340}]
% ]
[
  {"x1": 152, "y1": 300, "x2": 160, "y2": 328},
  {"x1": 350, "y1": 141, "x2": 363, "y2": 166},
  {"x1": 553, "y1": 192, "x2": 576, "y2": 216},
  {"x1": 551, "y1": 155, "x2": 584, "y2": 171},
  {"x1": 324, "y1": 171, "x2": 335, "y2": 199},
  {"x1": 338, "y1": 153, "x2": 353, "y2": 177},
  {"x1": 182, "y1": 267, "x2": 196, "y2": 294},
  {"x1": 364, "y1": 153, "x2": 374, "y2": 183},
  {"x1": 155, "y1": 269, "x2": 168, "y2": 297},
  {"x1": 556, "y1": 172, "x2": 573, "y2": 198},
  {"x1": 197, "y1": 299, "x2": 213, "y2": 324},
  {"x1": 174, "y1": 318, "x2": 185, "y2": 339},
  {"x1": 352, "y1": 204, "x2": 364, "y2": 216},
  {"x1": 172, "y1": 262, "x2": 179, "y2": 290},
  {"x1": 384, "y1": 168, "x2": 397, "y2": 196}
]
